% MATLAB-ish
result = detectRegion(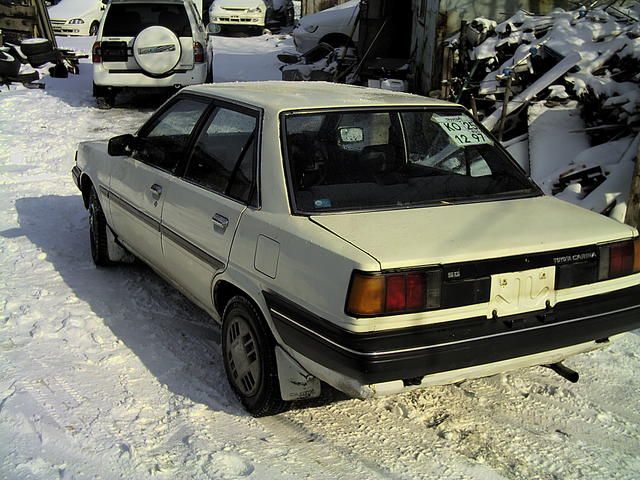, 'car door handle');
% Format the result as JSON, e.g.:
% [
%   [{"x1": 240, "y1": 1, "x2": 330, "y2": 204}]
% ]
[
  {"x1": 212, "y1": 213, "x2": 229, "y2": 231},
  {"x1": 150, "y1": 184, "x2": 163, "y2": 200}
]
